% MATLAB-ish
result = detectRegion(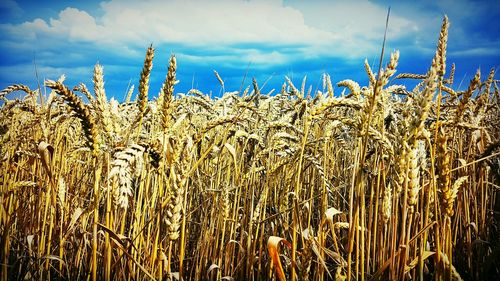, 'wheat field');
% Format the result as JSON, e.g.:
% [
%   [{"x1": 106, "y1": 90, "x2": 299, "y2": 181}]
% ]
[{"x1": 1, "y1": 16, "x2": 499, "y2": 281}]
